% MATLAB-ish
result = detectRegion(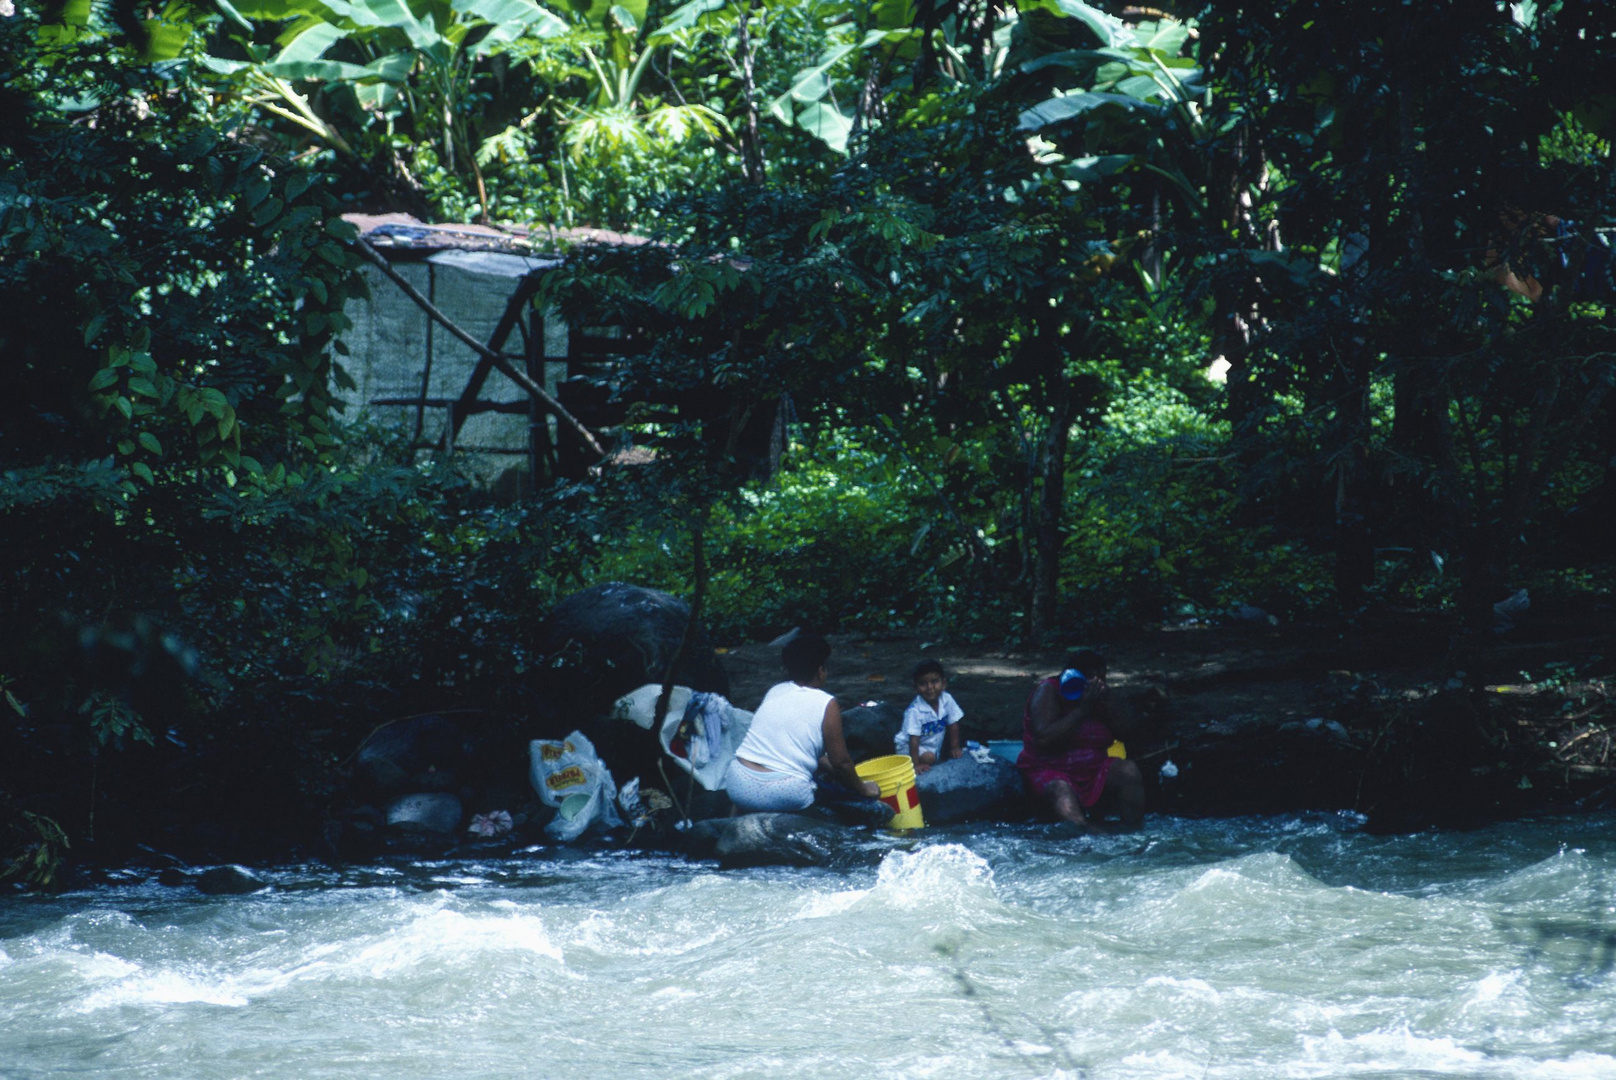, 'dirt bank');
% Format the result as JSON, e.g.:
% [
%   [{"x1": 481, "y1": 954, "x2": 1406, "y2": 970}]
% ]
[{"x1": 717, "y1": 608, "x2": 1616, "y2": 828}]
